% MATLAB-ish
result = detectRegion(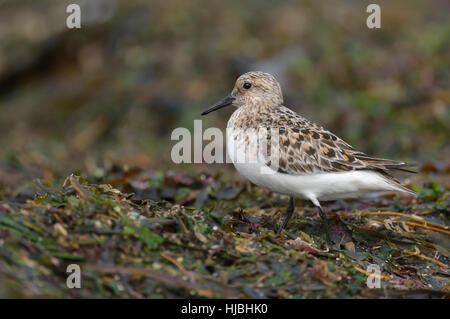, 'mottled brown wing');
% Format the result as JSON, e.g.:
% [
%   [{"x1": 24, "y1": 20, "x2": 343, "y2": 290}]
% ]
[
  {"x1": 261, "y1": 106, "x2": 412, "y2": 175},
  {"x1": 269, "y1": 126, "x2": 366, "y2": 174}
]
